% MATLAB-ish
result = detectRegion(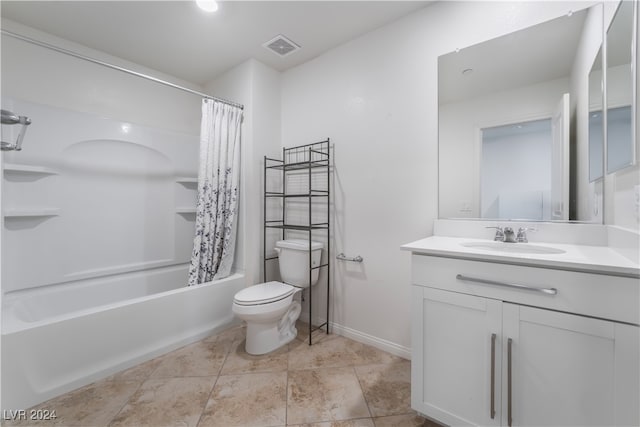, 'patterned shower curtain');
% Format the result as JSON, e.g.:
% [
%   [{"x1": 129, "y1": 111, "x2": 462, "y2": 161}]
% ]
[{"x1": 188, "y1": 99, "x2": 242, "y2": 285}]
